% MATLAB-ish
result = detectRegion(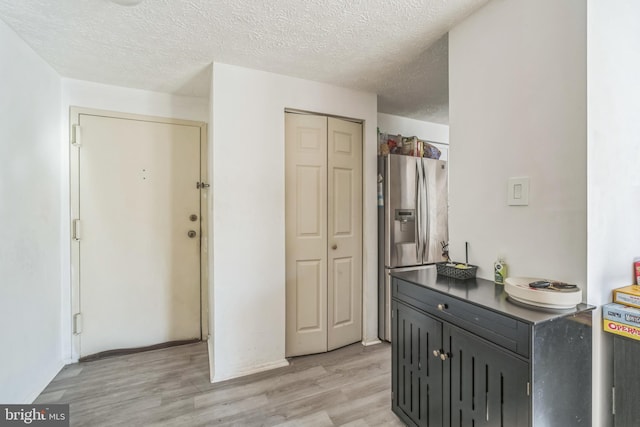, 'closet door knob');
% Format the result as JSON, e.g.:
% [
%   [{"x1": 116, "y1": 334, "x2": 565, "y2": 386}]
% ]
[{"x1": 332, "y1": 244, "x2": 337, "y2": 250}]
